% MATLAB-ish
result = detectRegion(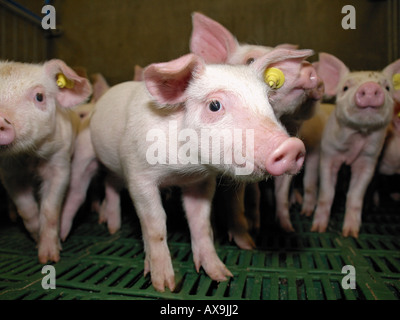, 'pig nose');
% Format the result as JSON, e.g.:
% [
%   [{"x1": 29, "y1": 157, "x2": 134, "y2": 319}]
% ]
[
  {"x1": 300, "y1": 63, "x2": 319, "y2": 90},
  {"x1": 355, "y1": 82, "x2": 385, "y2": 108},
  {"x1": 0, "y1": 116, "x2": 15, "y2": 146},
  {"x1": 266, "y1": 137, "x2": 305, "y2": 176}
]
